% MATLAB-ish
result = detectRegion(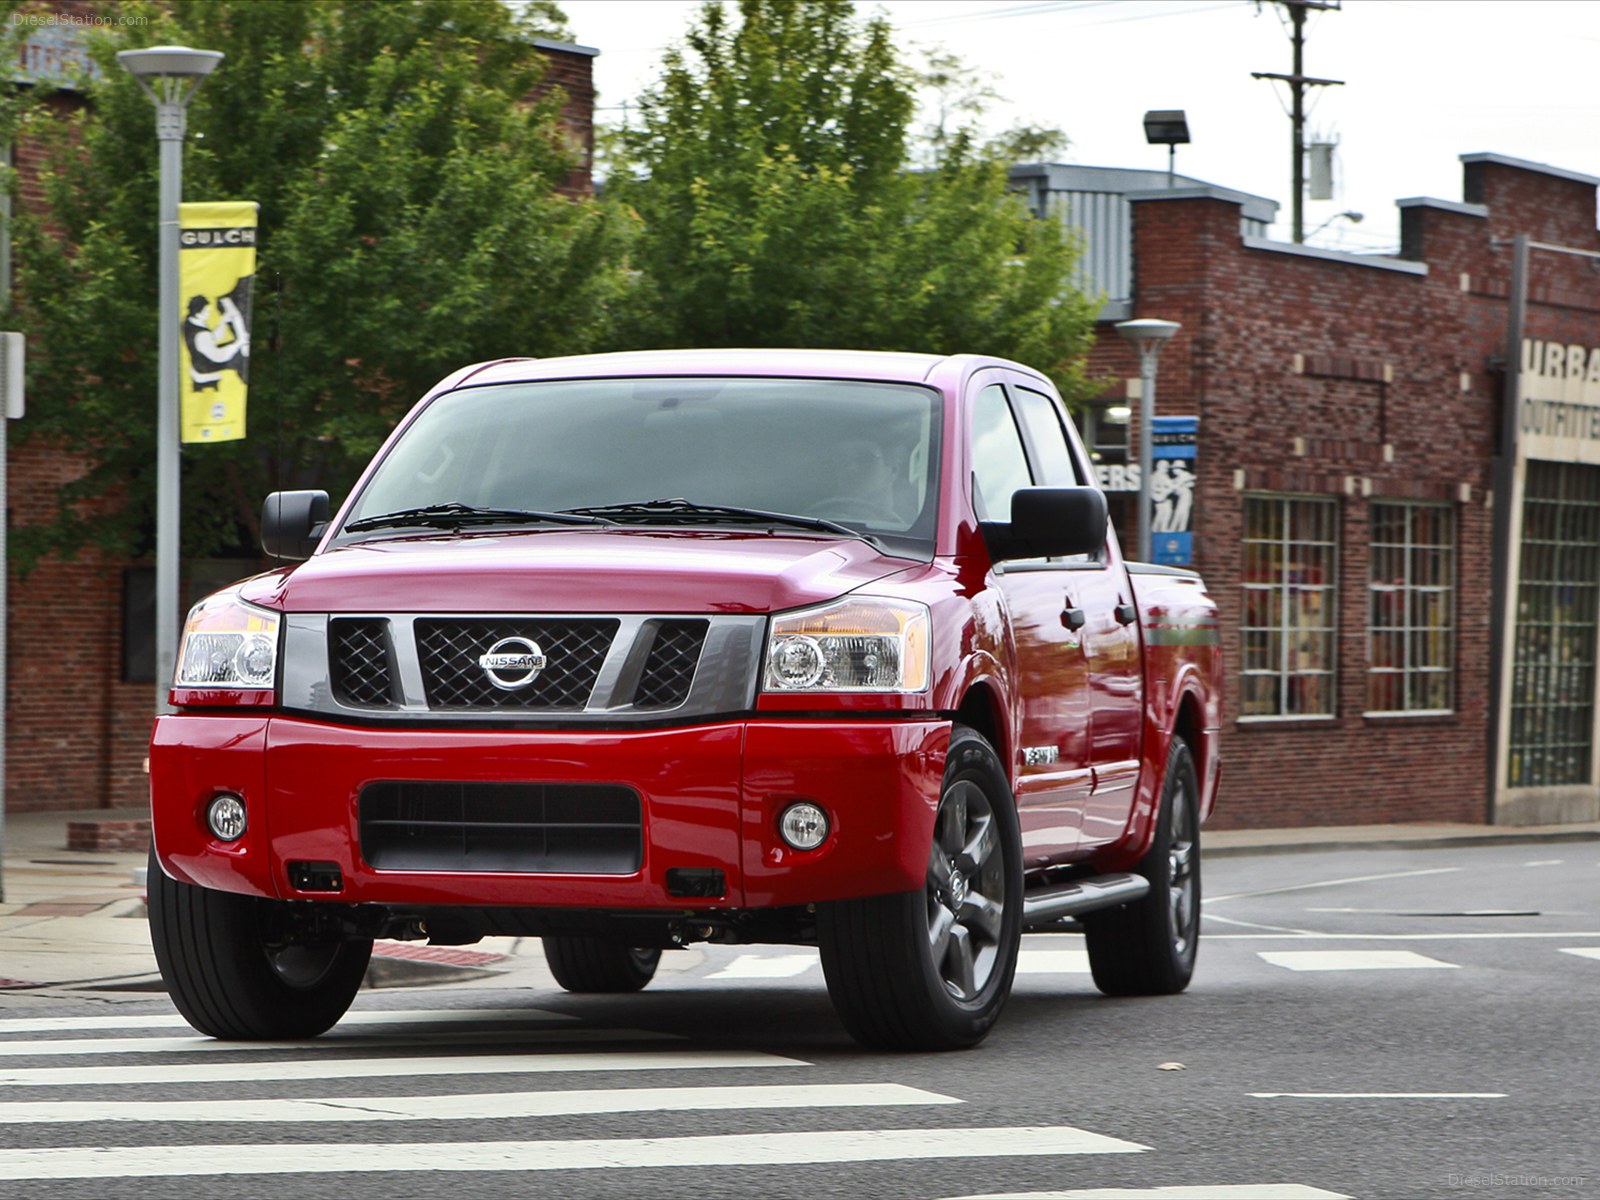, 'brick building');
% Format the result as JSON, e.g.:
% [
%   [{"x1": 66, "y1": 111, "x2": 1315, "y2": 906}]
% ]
[
  {"x1": 2, "y1": 27, "x2": 599, "y2": 815},
  {"x1": 1016, "y1": 152, "x2": 1600, "y2": 829}
]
